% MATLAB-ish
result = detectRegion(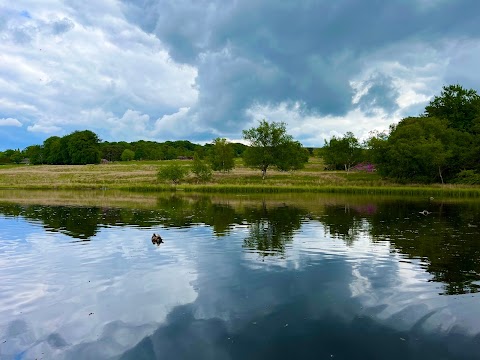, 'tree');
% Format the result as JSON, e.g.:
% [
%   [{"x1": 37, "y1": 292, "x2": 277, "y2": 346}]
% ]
[
  {"x1": 323, "y1": 132, "x2": 362, "y2": 172},
  {"x1": 43, "y1": 136, "x2": 63, "y2": 164},
  {"x1": 191, "y1": 154, "x2": 212, "y2": 182},
  {"x1": 242, "y1": 120, "x2": 308, "y2": 179},
  {"x1": 372, "y1": 117, "x2": 460, "y2": 183},
  {"x1": 66, "y1": 130, "x2": 101, "y2": 165},
  {"x1": 121, "y1": 149, "x2": 135, "y2": 161},
  {"x1": 209, "y1": 138, "x2": 235, "y2": 172},
  {"x1": 425, "y1": 84, "x2": 480, "y2": 132},
  {"x1": 24, "y1": 145, "x2": 44, "y2": 164},
  {"x1": 157, "y1": 163, "x2": 189, "y2": 184}
]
